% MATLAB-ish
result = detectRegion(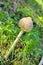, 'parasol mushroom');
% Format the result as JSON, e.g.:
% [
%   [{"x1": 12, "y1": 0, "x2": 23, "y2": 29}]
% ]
[{"x1": 4, "y1": 17, "x2": 33, "y2": 59}]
